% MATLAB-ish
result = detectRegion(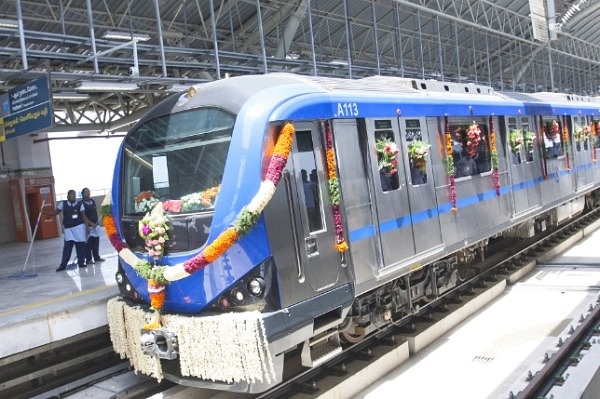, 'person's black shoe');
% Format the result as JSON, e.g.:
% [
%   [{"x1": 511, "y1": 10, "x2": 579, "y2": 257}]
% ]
[
  {"x1": 56, "y1": 266, "x2": 66, "y2": 272},
  {"x1": 86, "y1": 259, "x2": 95, "y2": 264},
  {"x1": 78, "y1": 263, "x2": 87, "y2": 268},
  {"x1": 95, "y1": 258, "x2": 106, "y2": 262}
]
